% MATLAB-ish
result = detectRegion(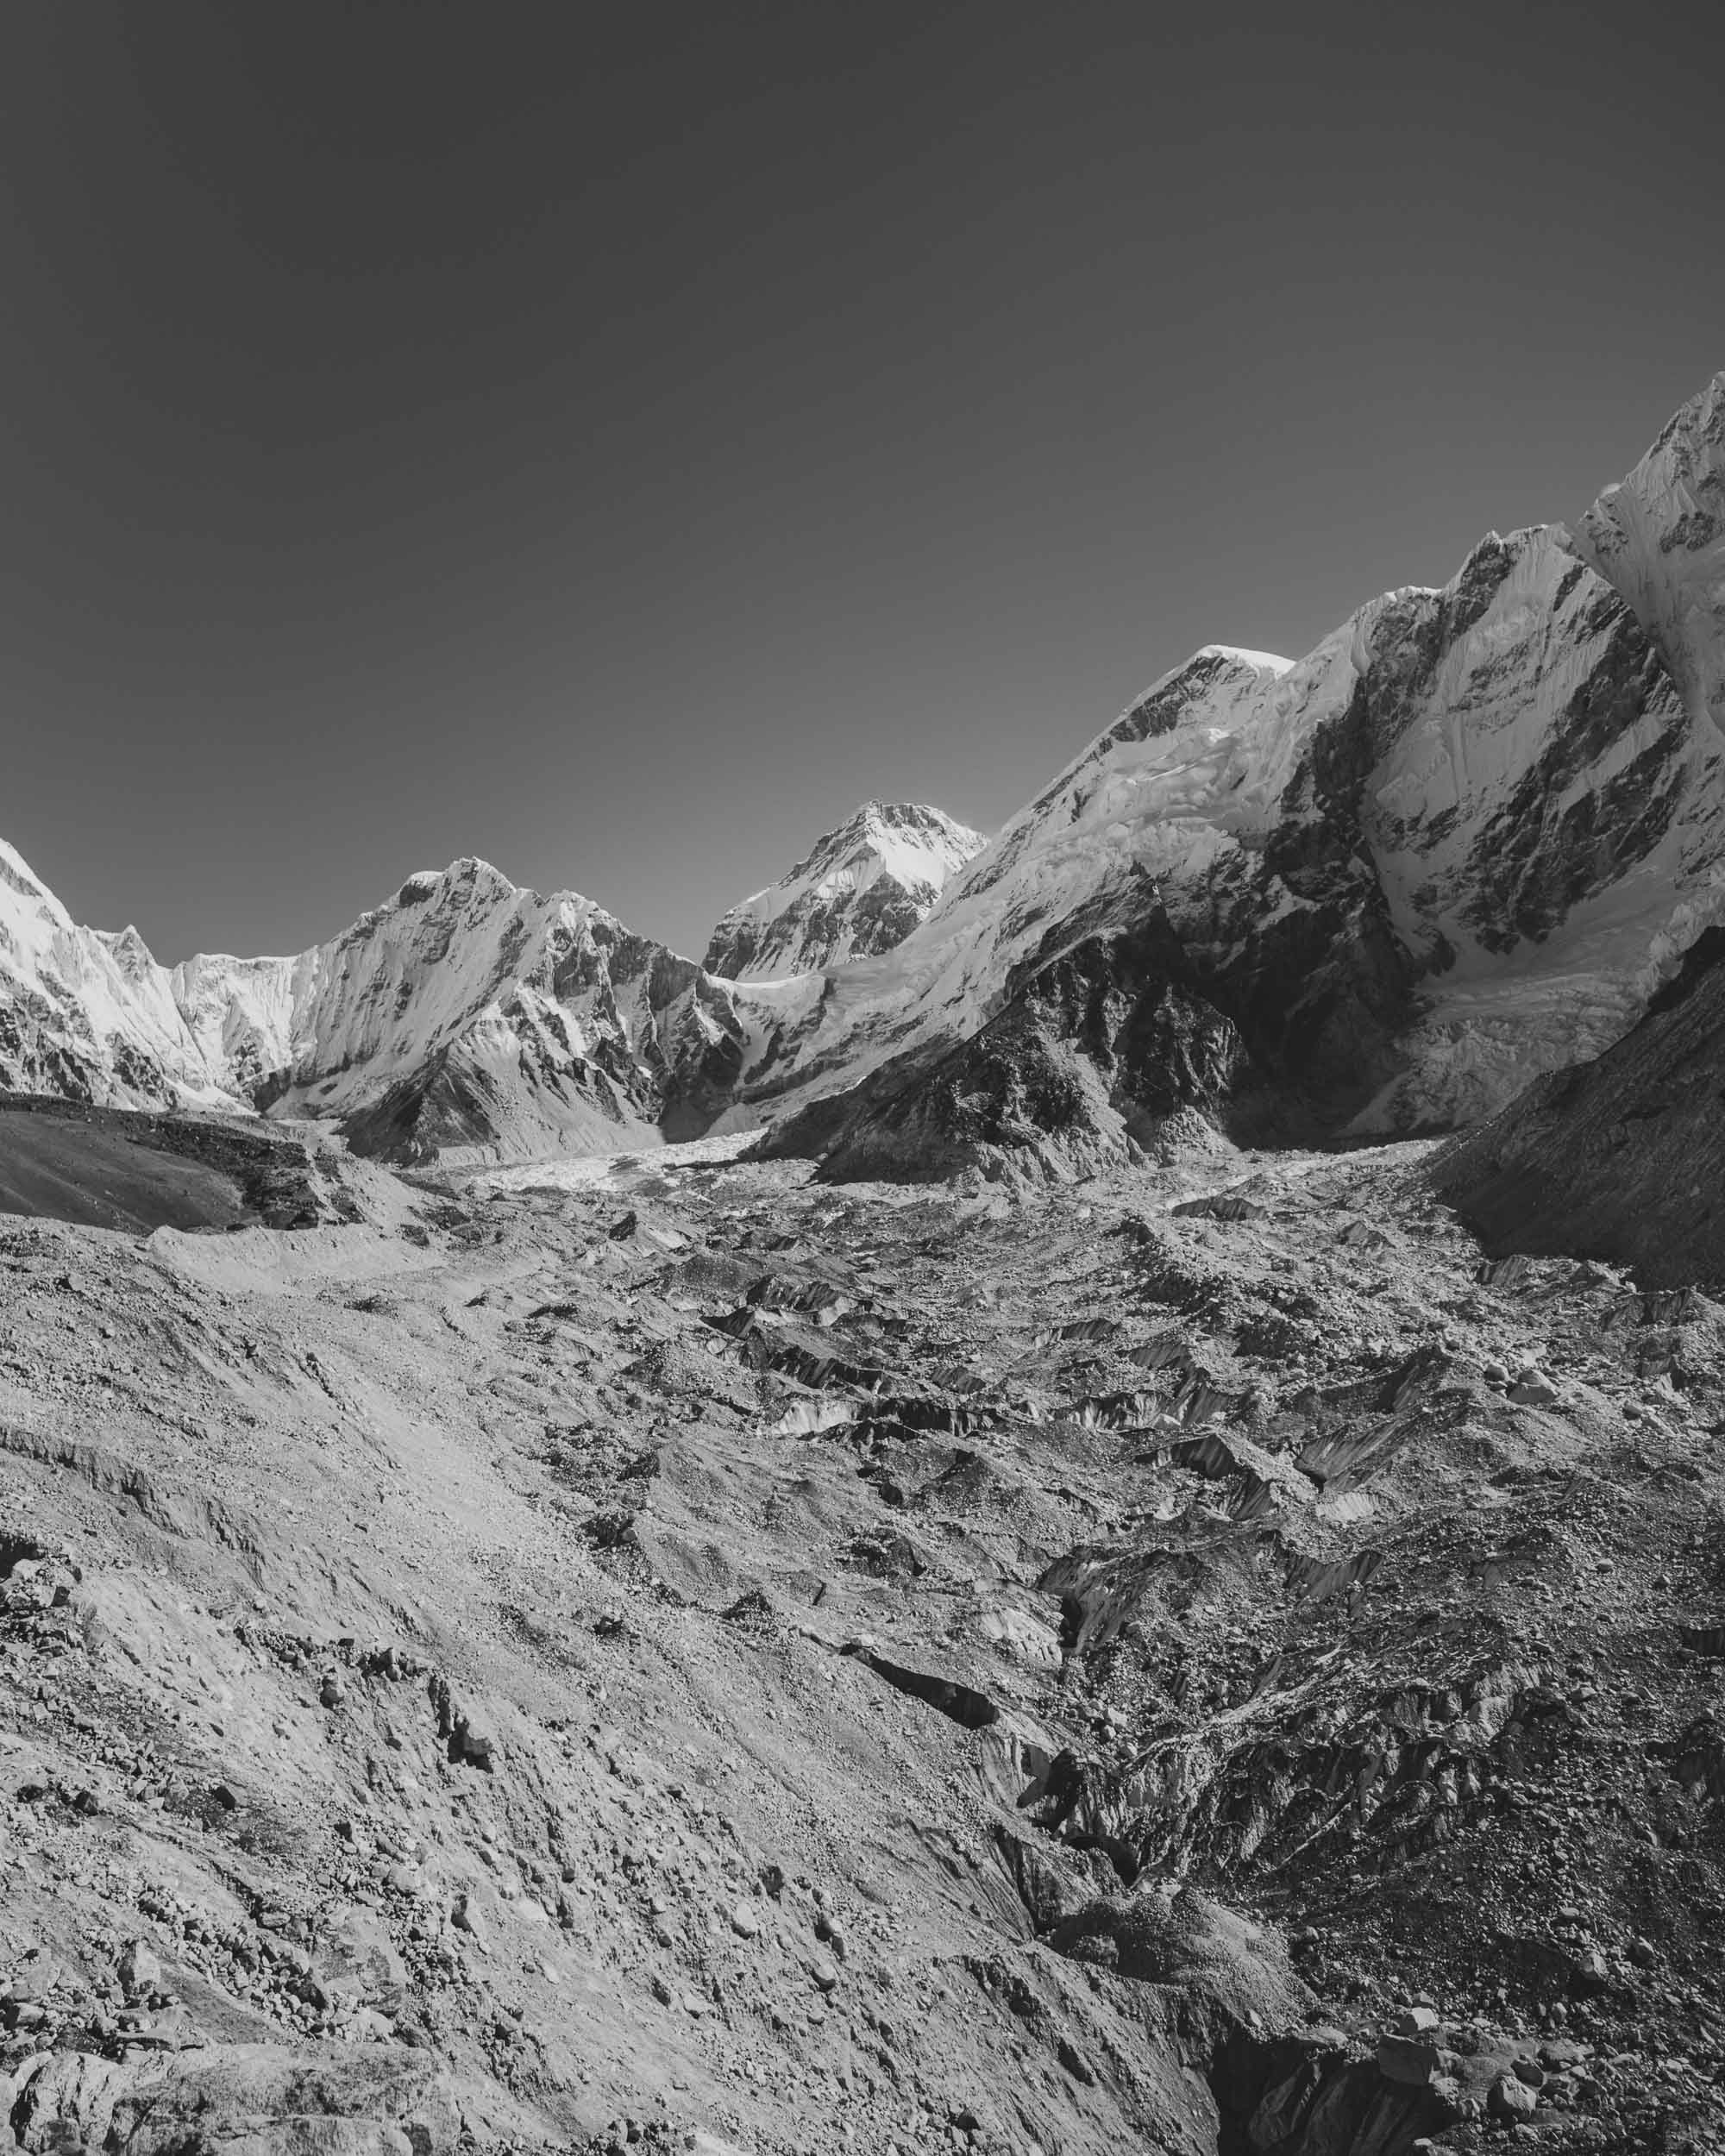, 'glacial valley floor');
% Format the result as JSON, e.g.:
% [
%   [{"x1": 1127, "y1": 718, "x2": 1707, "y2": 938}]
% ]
[{"x1": 2, "y1": 1133, "x2": 1723, "y2": 2156}]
